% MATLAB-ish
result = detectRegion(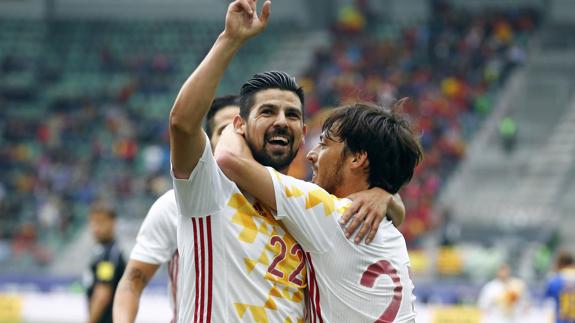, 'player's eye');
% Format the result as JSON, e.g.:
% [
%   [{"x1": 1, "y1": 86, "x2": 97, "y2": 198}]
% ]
[
  {"x1": 261, "y1": 110, "x2": 273, "y2": 117},
  {"x1": 286, "y1": 110, "x2": 302, "y2": 120}
]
